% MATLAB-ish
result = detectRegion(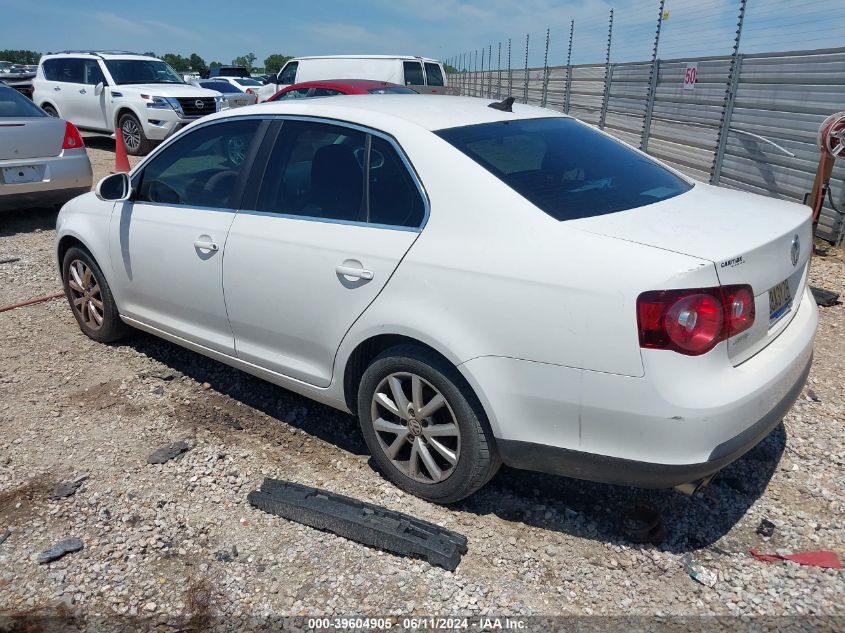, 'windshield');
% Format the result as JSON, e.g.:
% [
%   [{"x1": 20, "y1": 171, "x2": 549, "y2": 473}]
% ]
[
  {"x1": 0, "y1": 87, "x2": 46, "y2": 117},
  {"x1": 104, "y1": 59, "x2": 184, "y2": 85},
  {"x1": 368, "y1": 86, "x2": 417, "y2": 94},
  {"x1": 436, "y1": 117, "x2": 692, "y2": 221},
  {"x1": 199, "y1": 81, "x2": 242, "y2": 93}
]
